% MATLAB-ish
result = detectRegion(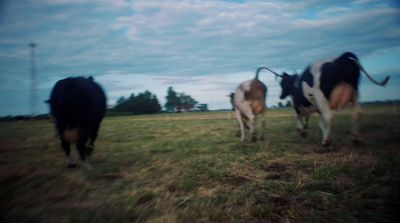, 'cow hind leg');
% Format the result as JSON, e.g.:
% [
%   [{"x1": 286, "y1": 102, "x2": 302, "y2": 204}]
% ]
[
  {"x1": 77, "y1": 142, "x2": 93, "y2": 171},
  {"x1": 296, "y1": 115, "x2": 307, "y2": 138},
  {"x1": 61, "y1": 139, "x2": 77, "y2": 168},
  {"x1": 83, "y1": 127, "x2": 97, "y2": 157},
  {"x1": 303, "y1": 115, "x2": 310, "y2": 129},
  {"x1": 303, "y1": 115, "x2": 310, "y2": 137},
  {"x1": 238, "y1": 104, "x2": 255, "y2": 142},
  {"x1": 236, "y1": 110, "x2": 246, "y2": 142},
  {"x1": 76, "y1": 132, "x2": 92, "y2": 171},
  {"x1": 89, "y1": 122, "x2": 100, "y2": 146},
  {"x1": 319, "y1": 112, "x2": 333, "y2": 146},
  {"x1": 249, "y1": 116, "x2": 257, "y2": 142},
  {"x1": 86, "y1": 130, "x2": 98, "y2": 157},
  {"x1": 259, "y1": 114, "x2": 266, "y2": 141},
  {"x1": 315, "y1": 91, "x2": 333, "y2": 146}
]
